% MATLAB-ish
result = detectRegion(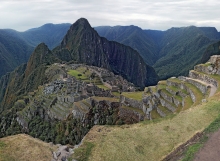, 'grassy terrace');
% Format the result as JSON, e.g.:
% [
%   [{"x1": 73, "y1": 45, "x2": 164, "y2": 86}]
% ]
[
  {"x1": 167, "y1": 78, "x2": 204, "y2": 106},
  {"x1": 68, "y1": 69, "x2": 89, "y2": 80},
  {"x1": 0, "y1": 134, "x2": 57, "y2": 161},
  {"x1": 167, "y1": 85, "x2": 188, "y2": 95},
  {"x1": 122, "y1": 105, "x2": 144, "y2": 115},
  {"x1": 151, "y1": 108, "x2": 161, "y2": 119},
  {"x1": 68, "y1": 66, "x2": 110, "y2": 90},
  {"x1": 71, "y1": 71, "x2": 220, "y2": 161},
  {"x1": 97, "y1": 85, "x2": 110, "y2": 90},
  {"x1": 145, "y1": 86, "x2": 157, "y2": 93},
  {"x1": 73, "y1": 97, "x2": 220, "y2": 161},
  {"x1": 121, "y1": 91, "x2": 143, "y2": 101},
  {"x1": 157, "y1": 104, "x2": 172, "y2": 116},
  {"x1": 192, "y1": 70, "x2": 220, "y2": 92},
  {"x1": 91, "y1": 96, "x2": 119, "y2": 102},
  {"x1": 112, "y1": 92, "x2": 120, "y2": 97}
]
